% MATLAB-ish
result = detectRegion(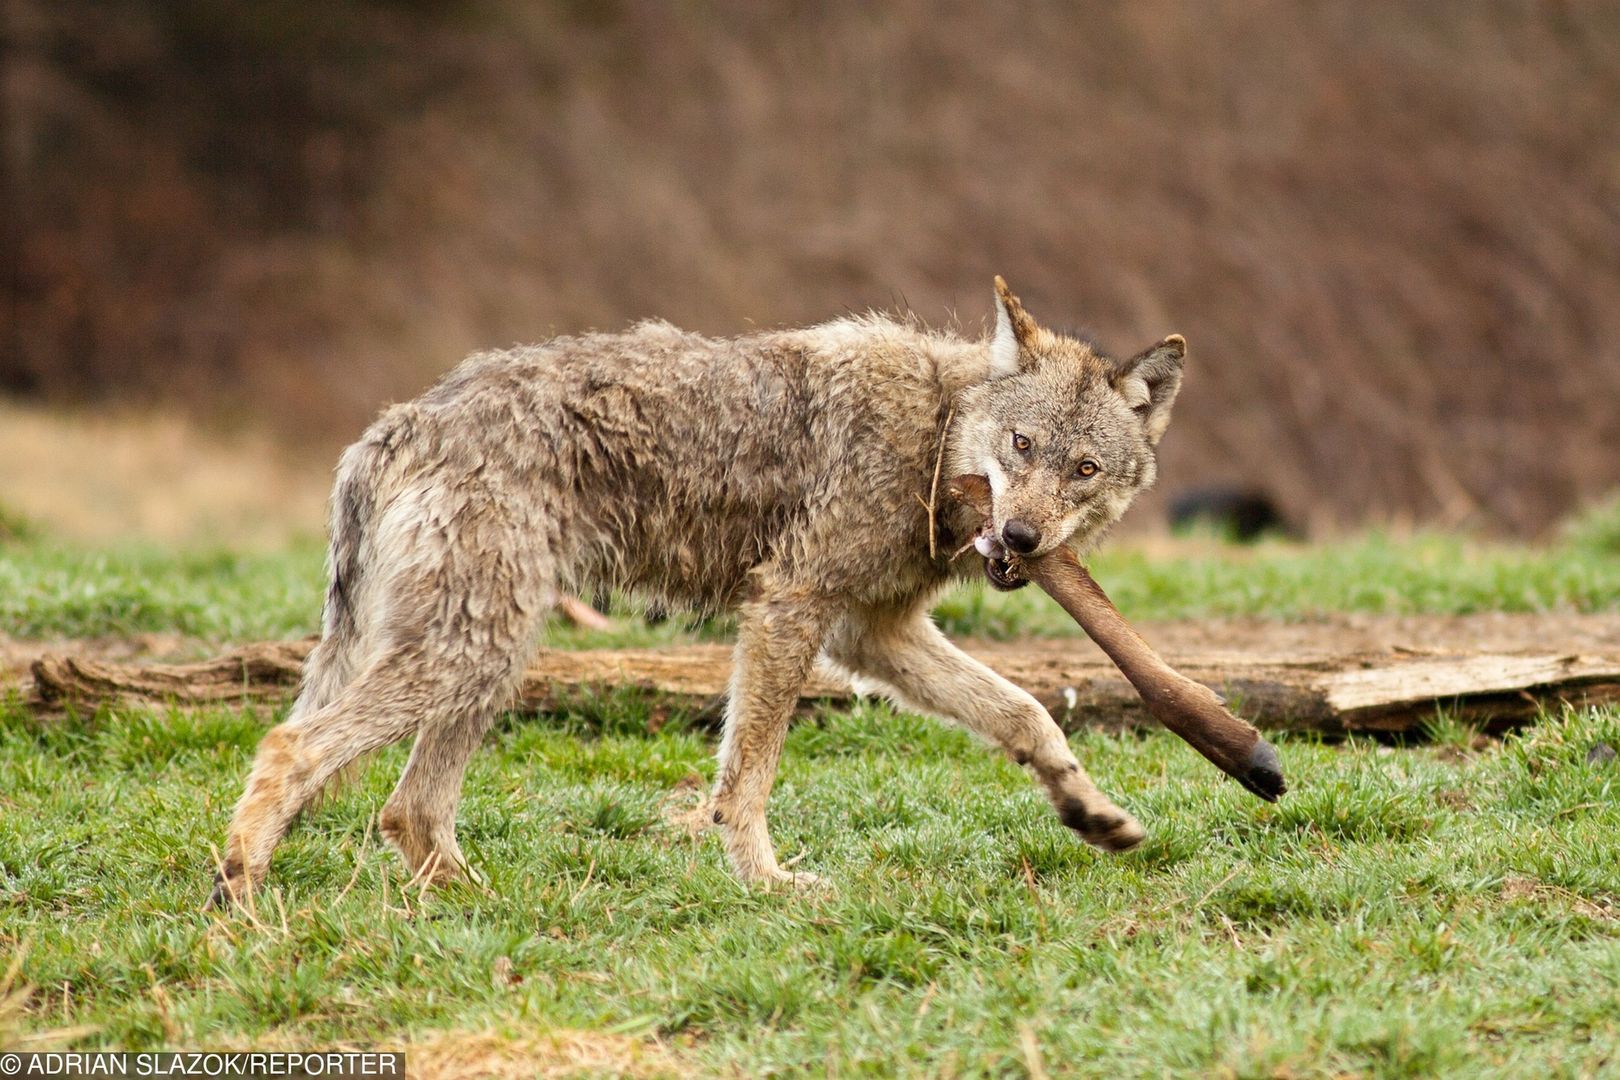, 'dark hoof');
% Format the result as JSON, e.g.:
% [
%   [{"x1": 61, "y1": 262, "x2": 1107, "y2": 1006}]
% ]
[{"x1": 1237, "y1": 739, "x2": 1287, "y2": 802}]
